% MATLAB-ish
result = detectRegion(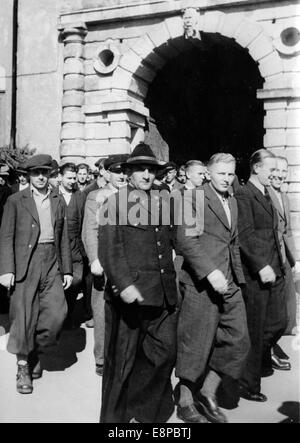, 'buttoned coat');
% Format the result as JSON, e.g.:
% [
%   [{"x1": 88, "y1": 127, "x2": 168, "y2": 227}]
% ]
[
  {"x1": 235, "y1": 181, "x2": 284, "y2": 278},
  {"x1": 98, "y1": 185, "x2": 178, "y2": 307},
  {"x1": 176, "y1": 183, "x2": 245, "y2": 288},
  {"x1": 268, "y1": 187, "x2": 296, "y2": 268},
  {"x1": 0, "y1": 186, "x2": 72, "y2": 282}
]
